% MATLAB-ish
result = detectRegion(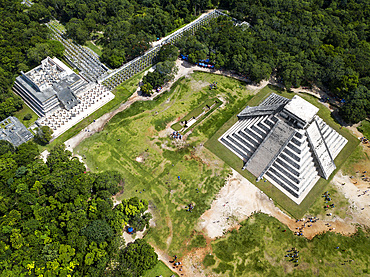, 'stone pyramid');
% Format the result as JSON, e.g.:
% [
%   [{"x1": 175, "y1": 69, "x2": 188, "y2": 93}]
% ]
[{"x1": 219, "y1": 93, "x2": 347, "y2": 203}]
